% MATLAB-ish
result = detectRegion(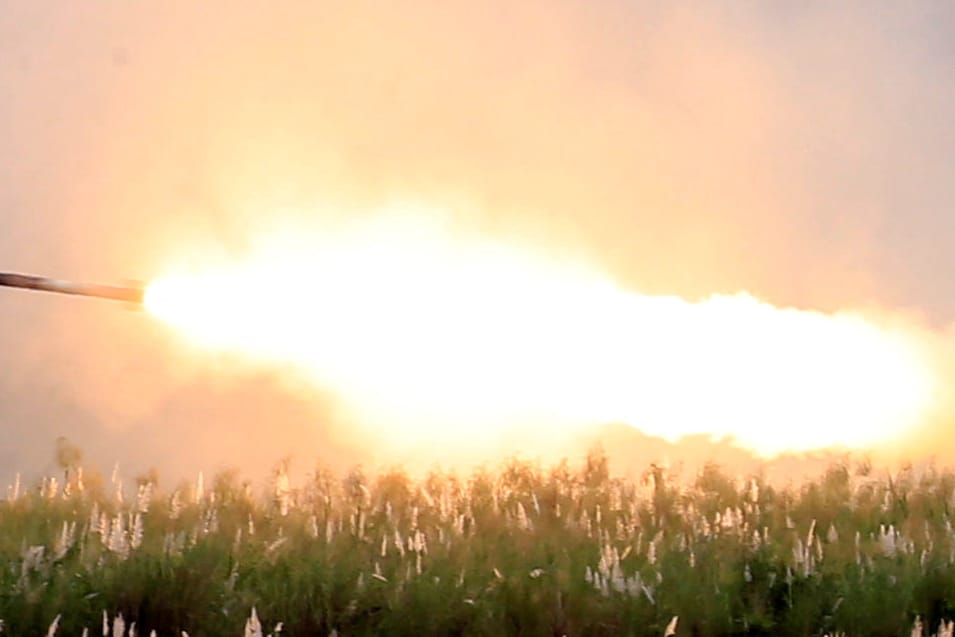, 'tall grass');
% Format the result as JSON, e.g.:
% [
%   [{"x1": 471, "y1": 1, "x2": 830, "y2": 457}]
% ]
[{"x1": 2, "y1": 445, "x2": 955, "y2": 636}]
